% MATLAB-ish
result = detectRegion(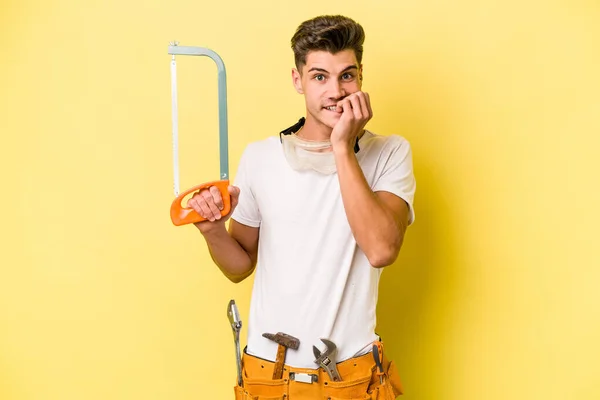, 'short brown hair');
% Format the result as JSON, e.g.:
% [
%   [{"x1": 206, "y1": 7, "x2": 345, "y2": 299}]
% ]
[{"x1": 291, "y1": 15, "x2": 365, "y2": 70}]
